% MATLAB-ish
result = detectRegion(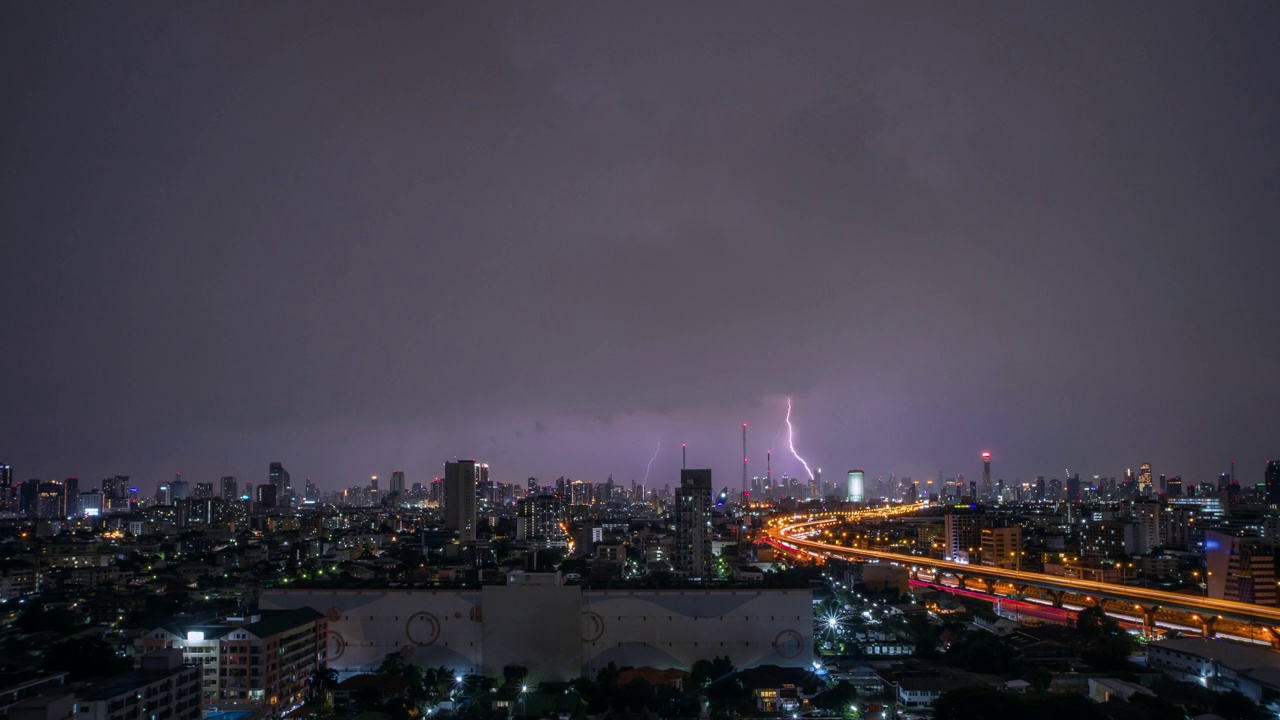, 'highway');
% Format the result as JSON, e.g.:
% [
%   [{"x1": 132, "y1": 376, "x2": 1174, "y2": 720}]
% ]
[{"x1": 766, "y1": 510, "x2": 1280, "y2": 630}]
